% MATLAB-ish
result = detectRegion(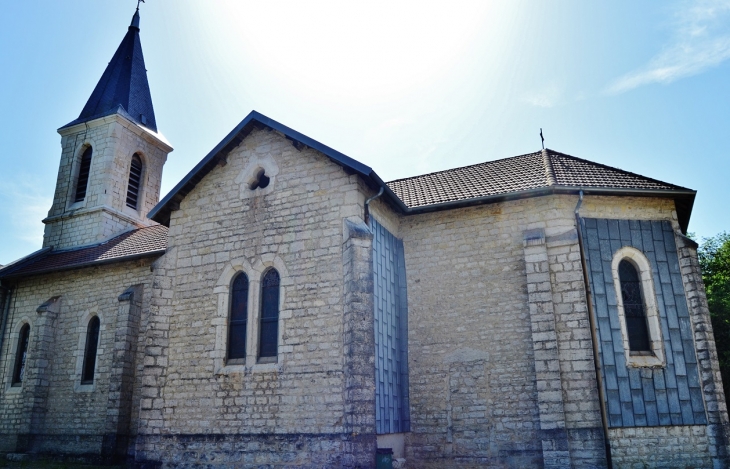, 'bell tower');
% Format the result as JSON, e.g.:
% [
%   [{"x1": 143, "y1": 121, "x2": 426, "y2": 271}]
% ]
[{"x1": 43, "y1": 8, "x2": 172, "y2": 250}]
